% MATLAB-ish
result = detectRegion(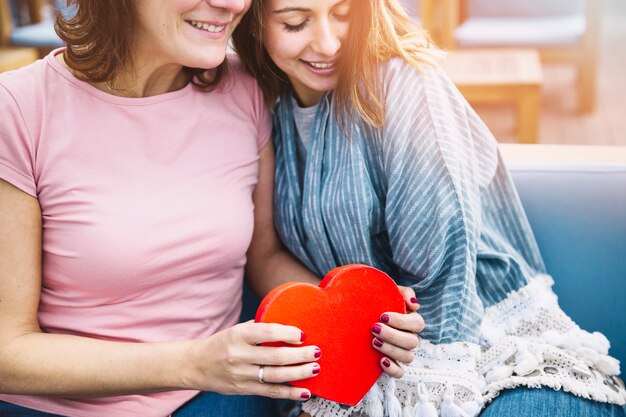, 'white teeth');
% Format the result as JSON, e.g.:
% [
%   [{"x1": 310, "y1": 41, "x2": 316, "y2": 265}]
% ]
[
  {"x1": 189, "y1": 20, "x2": 225, "y2": 33},
  {"x1": 309, "y1": 62, "x2": 334, "y2": 69}
]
